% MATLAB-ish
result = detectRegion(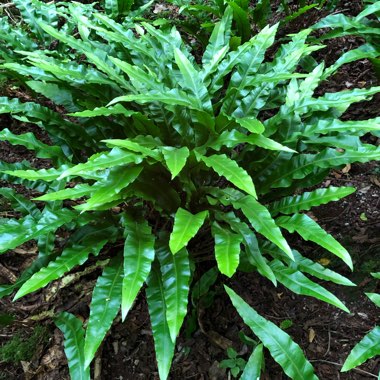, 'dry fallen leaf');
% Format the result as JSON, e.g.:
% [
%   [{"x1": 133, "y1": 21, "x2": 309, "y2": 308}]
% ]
[{"x1": 308, "y1": 327, "x2": 316, "y2": 343}]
